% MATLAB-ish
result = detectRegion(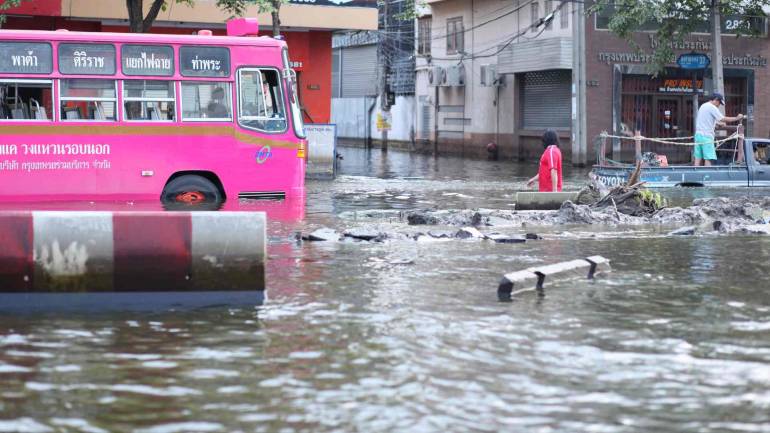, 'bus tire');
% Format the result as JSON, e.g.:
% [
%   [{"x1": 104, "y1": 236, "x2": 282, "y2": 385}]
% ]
[{"x1": 161, "y1": 175, "x2": 223, "y2": 208}]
